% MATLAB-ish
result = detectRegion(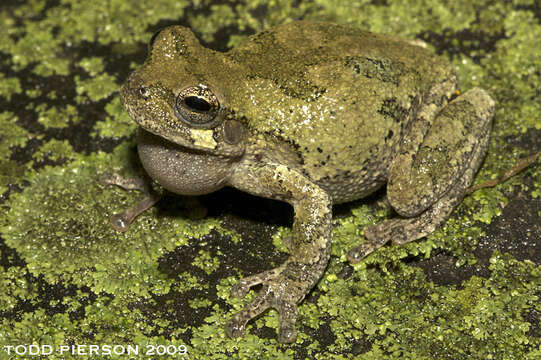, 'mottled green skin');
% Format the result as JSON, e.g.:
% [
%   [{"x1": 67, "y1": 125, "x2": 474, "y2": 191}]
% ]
[
  {"x1": 124, "y1": 22, "x2": 452, "y2": 201},
  {"x1": 1, "y1": 0, "x2": 540, "y2": 358},
  {"x1": 120, "y1": 21, "x2": 495, "y2": 343}
]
